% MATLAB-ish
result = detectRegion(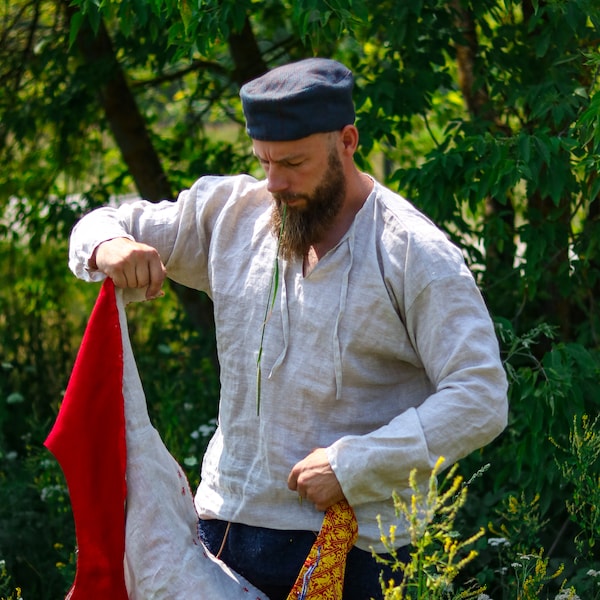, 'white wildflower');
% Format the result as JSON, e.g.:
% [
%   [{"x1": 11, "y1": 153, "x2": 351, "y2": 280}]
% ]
[
  {"x1": 488, "y1": 537, "x2": 510, "y2": 547},
  {"x1": 197, "y1": 418, "x2": 217, "y2": 438},
  {"x1": 554, "y1": 589, "x2": 581, "y2": 600},
  {"x1": 6, "y1": 392, "x2": 24, "y2": 404},
  {"x1": 40, "y1": 484, "x2": 66, "y2": 502}
]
